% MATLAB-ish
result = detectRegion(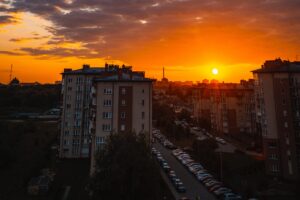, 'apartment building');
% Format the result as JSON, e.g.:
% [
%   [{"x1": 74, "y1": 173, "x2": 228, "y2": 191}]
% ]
[
  {"x1": 60, "y1": 64, "x2": 153, "y2": 158},
  {"x1": 193, "y1": 80, "x2": 256, "y2": 136},
  {"x1": 253, "y1": 59, "x2": 300, "y2": 180},
  {"x1": 90, "y1": 68, "x2": 153, "y2": 173}
]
